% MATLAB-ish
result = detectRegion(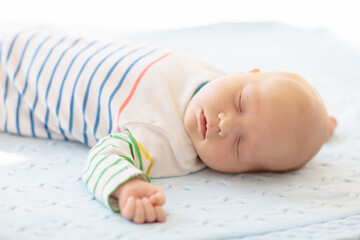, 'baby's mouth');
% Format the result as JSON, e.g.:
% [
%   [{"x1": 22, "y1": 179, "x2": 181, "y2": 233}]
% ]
[{"x1": 200, "y1": 111, "x2": 207, "y2": 138}]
